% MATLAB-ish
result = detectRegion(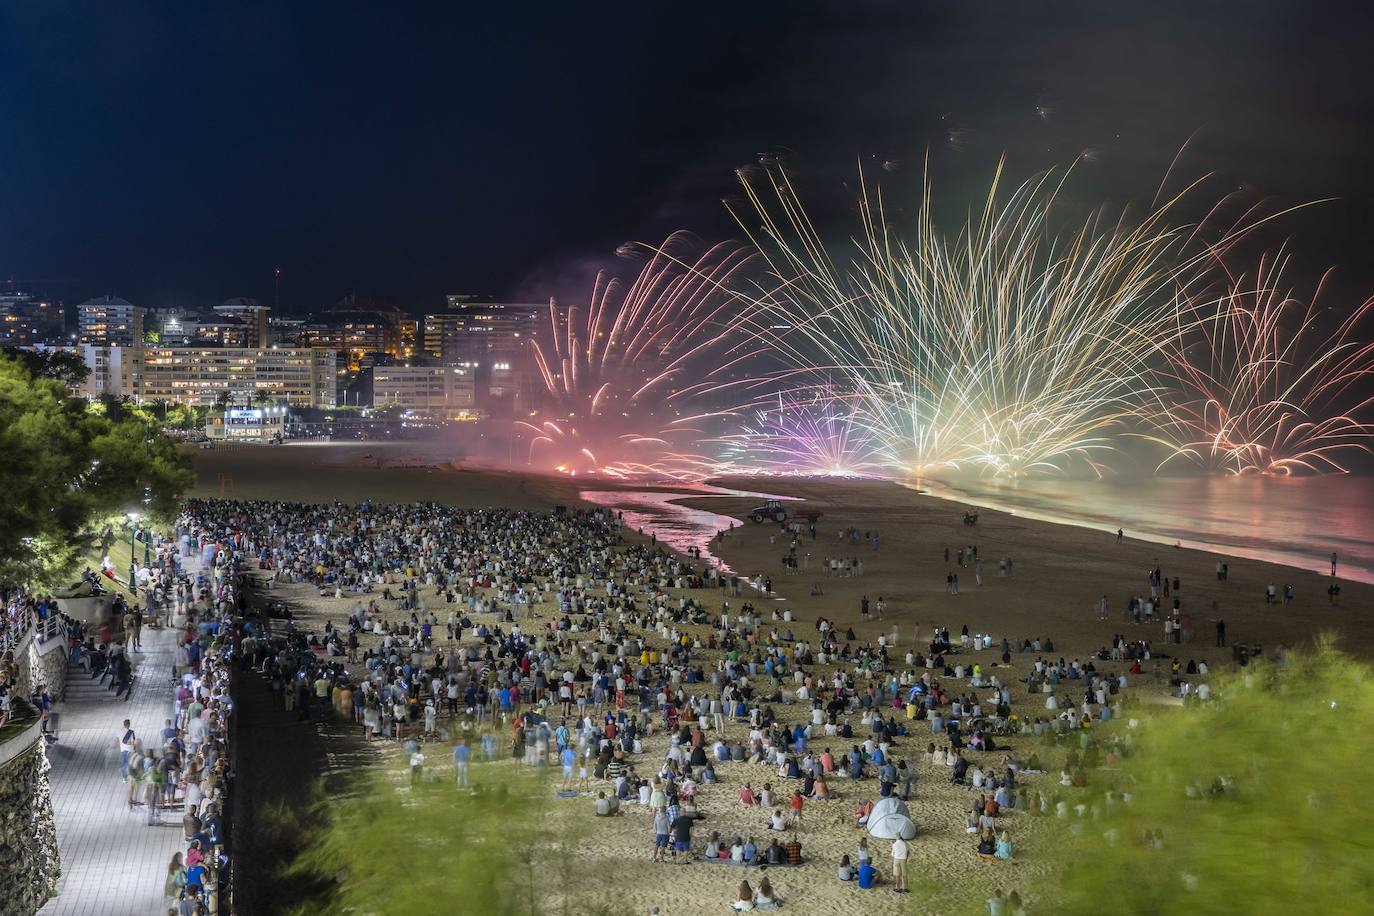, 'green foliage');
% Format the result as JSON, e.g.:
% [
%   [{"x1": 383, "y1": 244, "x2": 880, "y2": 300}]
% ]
[
  {"x1": 1013, "y1": 641, "x2": 1374, "y2": 915},
  {"x1": 0, "y1": 354, "x2": 192, "y2": 585},
  {"x1": 285, "y1": 760, "x2": 554, "y2": 916},
  {"x1": 1, "y1": 346, "x2": 90, "y2": 386},
  {"x1": 164, "y1": 401, "x2": 206, "y2": 429}
]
